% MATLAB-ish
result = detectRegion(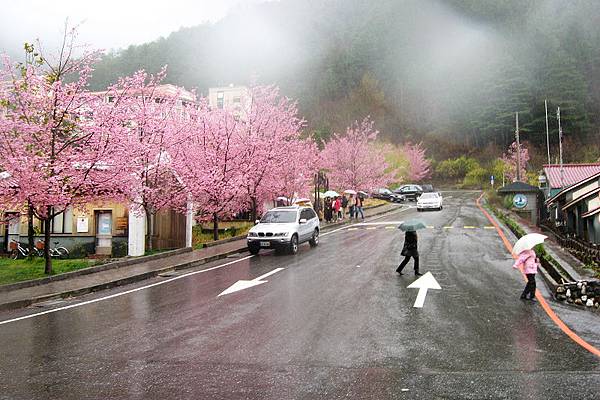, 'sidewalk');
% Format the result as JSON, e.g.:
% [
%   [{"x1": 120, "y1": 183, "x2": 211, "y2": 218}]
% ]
[{"x1": 0, "y1": 202, "x2": 404, "y2": 312}]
